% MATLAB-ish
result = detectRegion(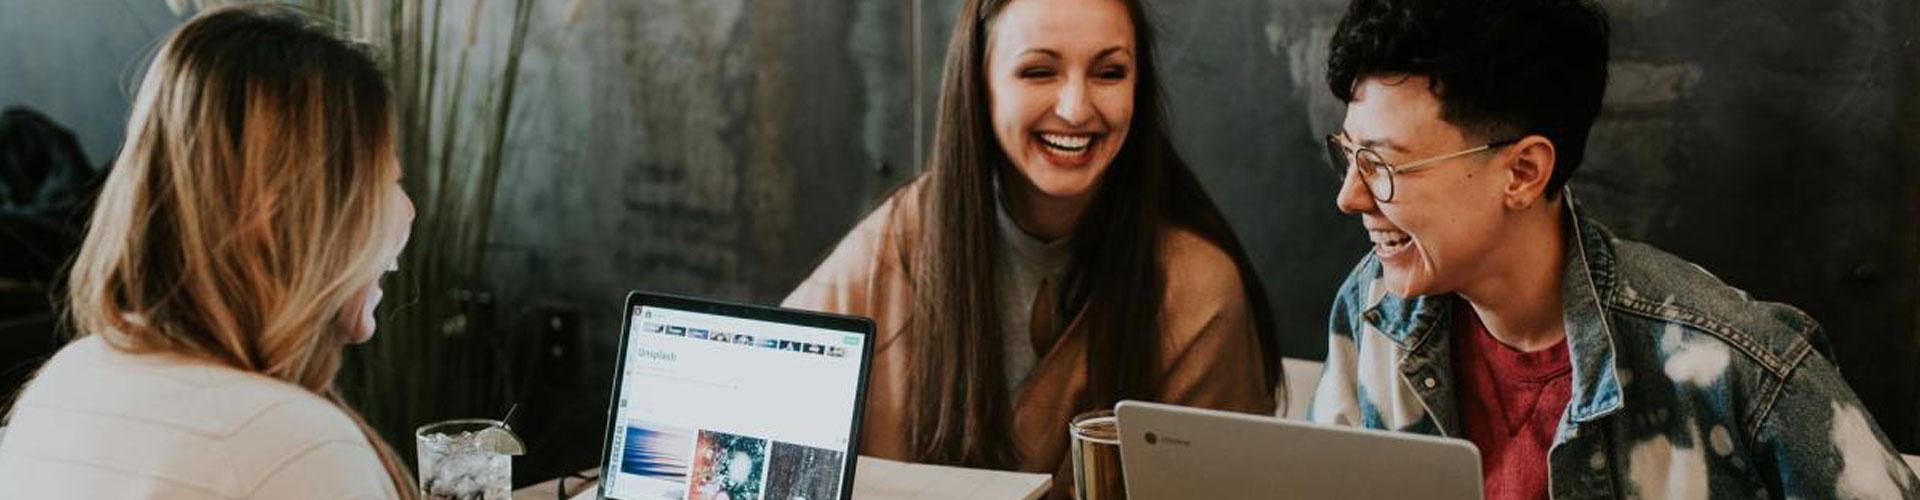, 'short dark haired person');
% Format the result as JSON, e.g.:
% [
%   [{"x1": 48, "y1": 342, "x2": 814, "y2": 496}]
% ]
[{"x1": 1304, "y1": 0, "x2": 1920, "y2": 497}]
